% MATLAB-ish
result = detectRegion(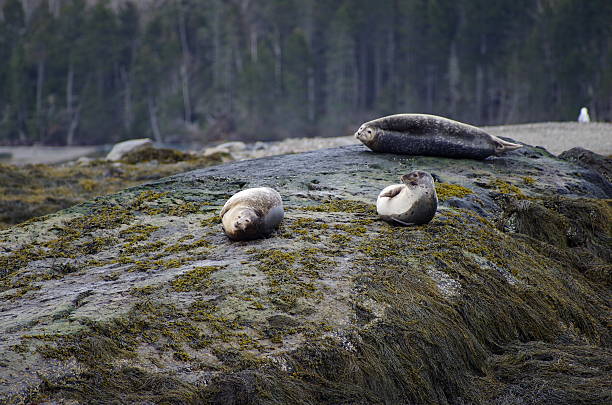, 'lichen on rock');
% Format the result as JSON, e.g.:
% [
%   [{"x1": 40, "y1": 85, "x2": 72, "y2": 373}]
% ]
[{"x1": 0, "y1": 144, "x2": 610, "y2": 404}]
